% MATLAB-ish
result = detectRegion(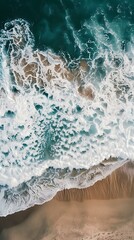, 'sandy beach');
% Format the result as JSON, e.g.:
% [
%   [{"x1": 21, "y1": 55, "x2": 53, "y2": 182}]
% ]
[{"x1": 0, "y1": 161, "x2": 134, "y2": 240}]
